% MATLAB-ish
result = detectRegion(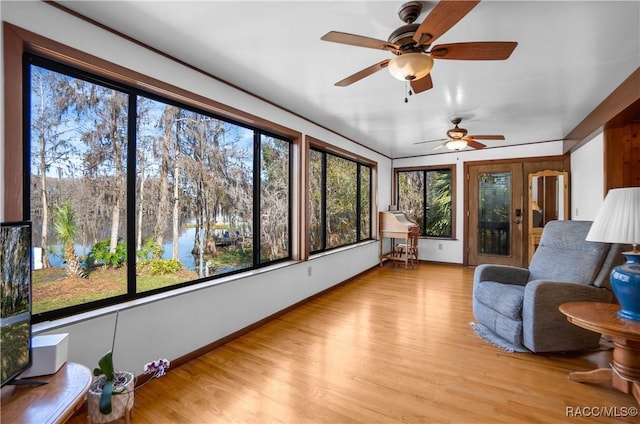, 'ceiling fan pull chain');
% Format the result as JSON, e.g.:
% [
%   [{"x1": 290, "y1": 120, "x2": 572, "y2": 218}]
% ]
[{"x1": 404, "y1": 80, "x2": 412, "y2": 103}]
